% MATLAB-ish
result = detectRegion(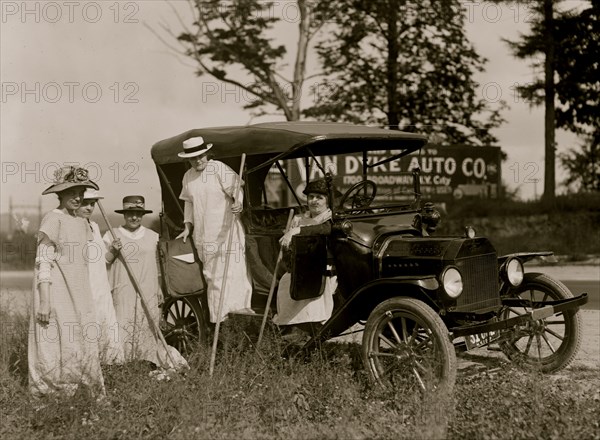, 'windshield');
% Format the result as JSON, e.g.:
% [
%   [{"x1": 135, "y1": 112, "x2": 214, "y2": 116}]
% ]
[{"x1": 251, "y1": 151, "x2": 421, "y2": 211}]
